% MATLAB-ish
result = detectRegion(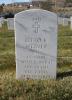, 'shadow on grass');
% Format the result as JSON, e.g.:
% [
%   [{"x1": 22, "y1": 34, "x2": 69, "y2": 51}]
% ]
[{"x1": 57, "y1": 71, "x2": 72, "y2": 79}]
